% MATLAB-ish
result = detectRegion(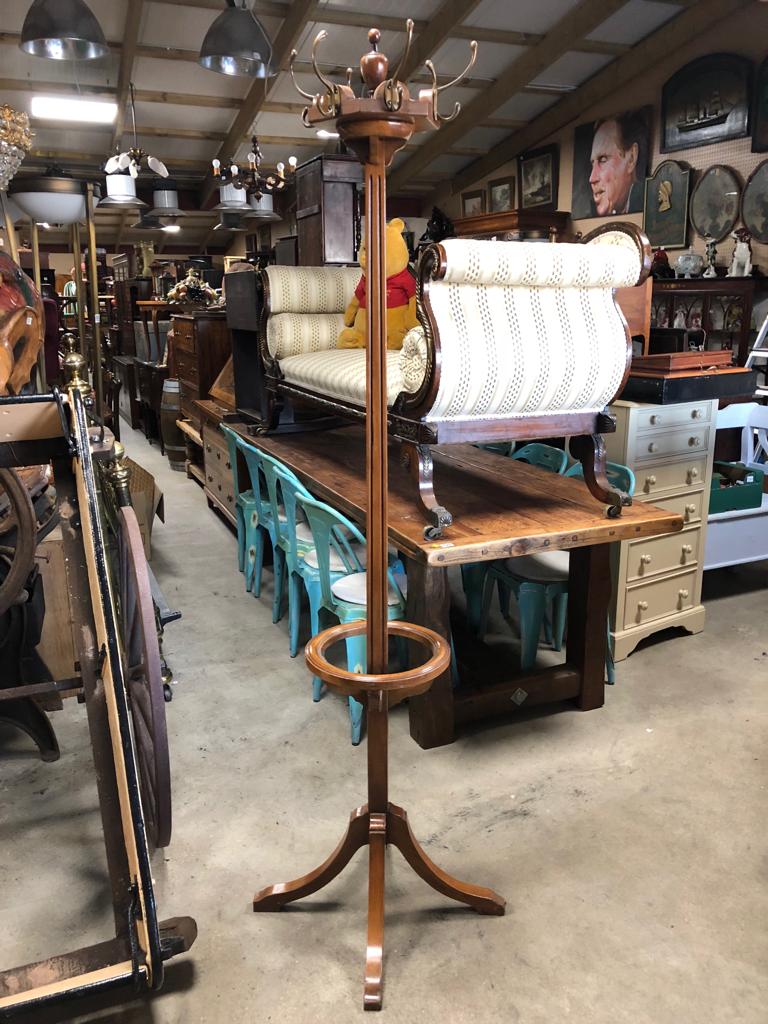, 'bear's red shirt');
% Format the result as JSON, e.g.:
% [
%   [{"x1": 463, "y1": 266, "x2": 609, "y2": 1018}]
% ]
[{"x1": 354, "y1": 268, "x2": 415, "y2": 309}]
